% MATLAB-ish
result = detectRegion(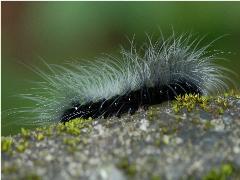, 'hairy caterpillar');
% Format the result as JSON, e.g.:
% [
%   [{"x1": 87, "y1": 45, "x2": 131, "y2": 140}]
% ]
[{"x1": 17, "y1": 33, "x2": 233, "y2": 125}]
